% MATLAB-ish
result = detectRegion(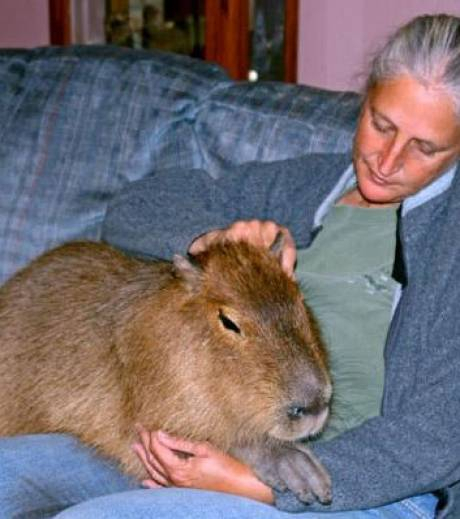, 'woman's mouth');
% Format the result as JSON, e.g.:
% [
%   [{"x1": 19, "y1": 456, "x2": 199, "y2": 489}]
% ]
[
  {"x1": 362, "y1": 160, "x2": 392, "y2": 186},
  {"x1": 369, "y1": 171, "x2": 389, "y2": 186}
]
